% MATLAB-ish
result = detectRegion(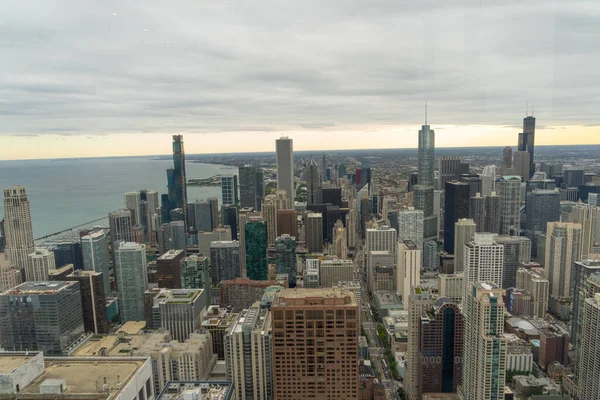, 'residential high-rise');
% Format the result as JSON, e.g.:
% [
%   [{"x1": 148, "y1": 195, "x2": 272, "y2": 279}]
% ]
[
  {"x1": 192, "y1": 200, "x2": 213, "y2": 233},
  {"x1": 225, "y1": 302, "x2": 273, "y2": 400},
  {"x1": 276, "y1": 209, "x2": 297, "y2": 237},
  {"x1": 62, "y1": 270, "x2": 109, "y2": 334},
  {"x1": 81, "y1": 230, "x2": 111, "y2": 294},
  {"x1": 481, "y1": 165, "x2": 497, "y2": 196},
  {"x1": 52, "y1": 240, "x2": 83, "y2": 270},
  {"x1": 563, "y1": 167, "x2": 585, "y2": 189},
  {"x1": 459, "y1": 282, "x2": 507, "y2": 400},
  {"x1": 210, "y1": 241, "x2": 241, "y2": 283},
  {"x1": 271, "y1": 288, "x2": 359, "y2": 399},
  {"x1": 524, "y1": 189, "x2": 560, "y2": 255},
  {"x1": 577, "y1": 292, "x2": 600, "y2": 399},
  {"x1": 156, "y1": 249, "x2": 185, "y2": 289},
  {"x1": 306, "y1": 212, "x2": 324, "y2": 253},
  {"x1": 245, "y1": 217, "x2": 268, "y2": 280},
  {"x1": 221, "y1": 174, "x2": 239, "y2": 206},
  {"x1": 545, "y1": 222, "x2": 582, "y2": 298},
  {"x1": 499, "y1": 176, "x2": 522, "y2": 236},
  {"x1": 306, "y1": 159, "x2": 322, "y2": 206},
  {"x1": 406, "y1": 286, "x2": 436, "y2": 399},
  {"x1": 276, "y1": 137, "x2": 294, "y2": 200},
  {"x1": 438, "y1": 273, "x2": 463, "y2": 302},
  {"x1": 438, "y1": 157, "x2": 462, "y2": 190},
  {"x1": 444, "y1": 182, "x2": 470, "y2": 253},
  {"x1": 114, "y1": 241, "x2": 148, "y2": 322},
  {"x1": 418, "y1": 123, "x2": 435, "y2": 187},
  {"x1": 495, "y1": 235, "x2": 532, "y2": 289},
  {"x1": 570, "y1": 258, "x2": 600, "y2": 351},
  {"x1": 0, "y1": 281, "x2": 84, "y2": 356},
  {"x1": 239, "y1": 165, "x2": 264, "y2": 210},
  {"x1": 262, "y1": 200, "x2": 277, "y2": 247},
  {"x1": 518, "y1": 115, "x2": 536, "y2": 179},
  {"x1": 220, "y1": 278, "x2": 280, "y2": 312},
  {"x1": 201, "y1": 305, "x2": 239, "y2": 359},
  {"x1": 181, "y1": 254, "x2": 210, "y2": 290},
  {"x1": 125, "y1": 191, "x2": 142, "y2": 226},
  {"x1": 222, "y1": 204, "x2": 238, "y2": 239},
  {"x1": 453, "y1": 218, "x2": 476, "y2": 273},
  {"x1": 27, "y1": 249, "x2": 55, "y2": 281},
  {"x1": 159, "y1": 289, "x2": 207, "y2": 342},
  {"x1": 469, "y1": 194, "x2": 486, "y2": 233},
  {"x1": 419, "y1": 301, "x2": 463, "y2": 396},
  {"x1": 170, "y1": 135, "x2": 188, "y2": 225},
  {"x1": 320, "y1": 257, "x2": 354, "y2": 287},
  {"x1": 516, "y1": 267, "x2": 549, "y2": 318},
  {"x1": 169, "y1": 220, "x2": 186, "y2": 251},
  {"x1": 564, "y1": 202, "x2": 597, "y2": 258},
  {"x1": 275, "y1": 234, "x2": 296, "y2": 287},
  {"x1": 397, "y1": 240, "x2": 421, "y2": 302},
  {"x1": 365, "y1": 225, "x2": 397, "y2": 262},
  {"x1": 513, "y1": 151, "x2": 531, "y2": 182},
  {"x1": 108, "y1": 208, "x2": 133, "y2": 248},
  {"x1": 398, "y1": 208, "x2": 424, "y2": 251},
  {"x1": 463, "y1": 233, "x2": 504, "y2": 303},
  {"x1": 484, "y1": 192, "x2": 501, "y2": 234},
  {"x1": 424, "y1": 240, "x2": 438, "y2": 270},
  {"x1": 3, "y1": 186, "x2": 34, "y2": 271},
  {"x1": 208, "y1": 197, "x2": 219, "y2": 229}
]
